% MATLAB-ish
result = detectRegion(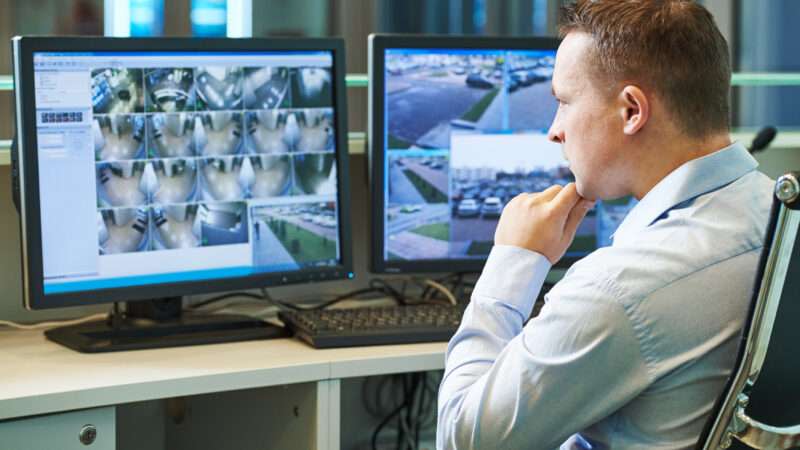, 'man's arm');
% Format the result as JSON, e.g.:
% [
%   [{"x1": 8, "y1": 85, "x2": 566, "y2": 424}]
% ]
[
  {"x1": 436, "y1": 184, "x2": 652, "y2": 449},
  {"x1": 436, "y1": 246, "x2": 652, "y2": 449}
]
